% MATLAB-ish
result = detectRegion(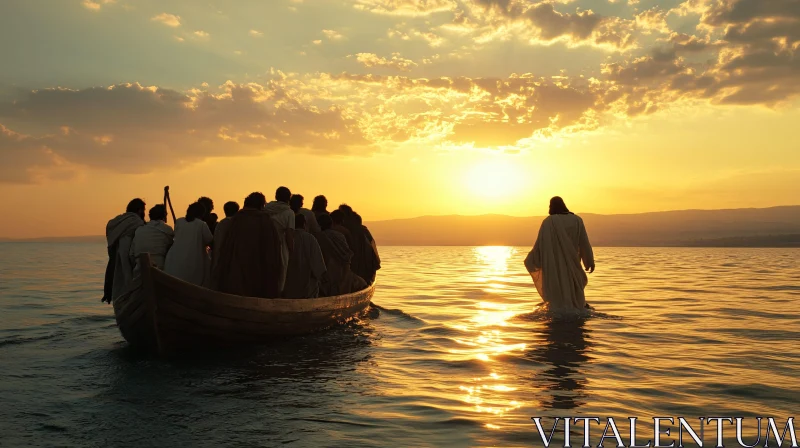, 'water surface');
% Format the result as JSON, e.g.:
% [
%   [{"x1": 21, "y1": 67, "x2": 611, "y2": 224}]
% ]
[{"x1": 0, "y1": 244, "x2": 798, "y2": 447}]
